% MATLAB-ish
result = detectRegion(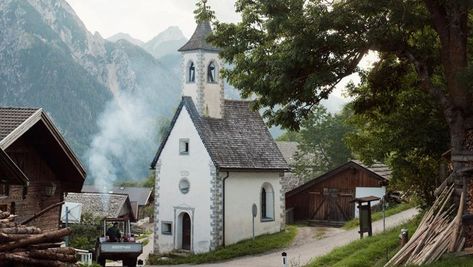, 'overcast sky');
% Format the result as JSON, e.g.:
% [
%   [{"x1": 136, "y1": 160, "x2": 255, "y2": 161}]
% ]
[{"x1": 65, "y1": 0, "x2": 240, "y2": 41}]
